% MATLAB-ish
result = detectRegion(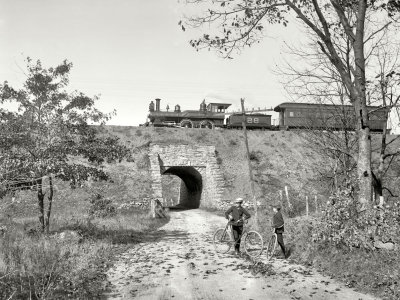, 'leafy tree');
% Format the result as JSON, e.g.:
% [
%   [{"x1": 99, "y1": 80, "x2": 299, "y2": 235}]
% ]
[
  {"x1": 0, "y1": 58, "x2": 131, "y2": 232},
  {"x1": 182, "y1": 0, "x2": 400, "y2": 209}
]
